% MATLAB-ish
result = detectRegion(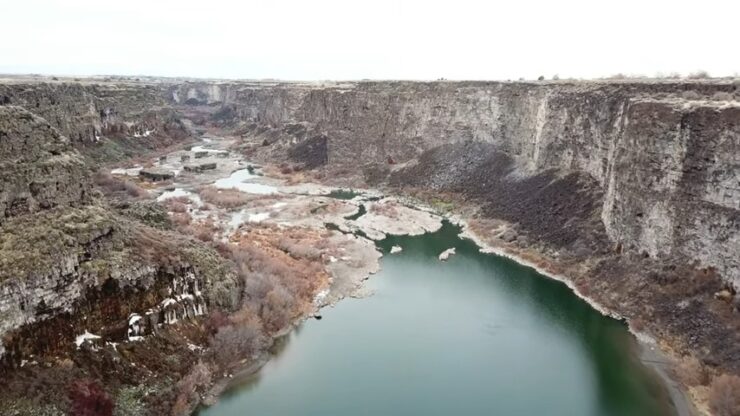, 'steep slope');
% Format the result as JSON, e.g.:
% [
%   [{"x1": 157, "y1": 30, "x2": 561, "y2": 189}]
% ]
[
  {"x1": 0, "y1": 104, "x2": 240, "y2": 414},
  {"x1": 0, "y1": 81, "x2": 190, "y2": 163}
]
